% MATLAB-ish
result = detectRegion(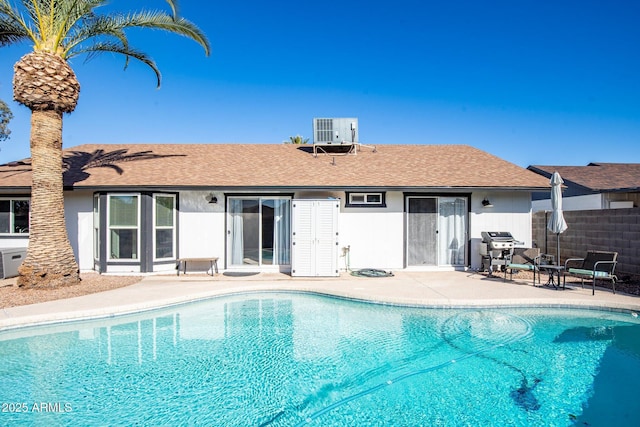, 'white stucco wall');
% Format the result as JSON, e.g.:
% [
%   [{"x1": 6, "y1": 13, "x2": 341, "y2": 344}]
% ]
[
  {"x1": 7, "y1": 188, "x2": 535, "y2": 276},
  {"x1": 178, "y1": 191, "x2": 225, "y2": 270},
  {"x1": 64, "y1": 190, "x2": 94, "y2": 272},
  {"x1": 339, "y1": 192, "x2": 405, "y2": 270},
  {"x1": 532, "y1": 193, "x2": 603, "y2": 212},
  {"x1": 469, "y1": 192, "x2": 532, "y2": 270},
  {"x1": 306, "y1": 191, "x2": 533, "y2": 272},
  {"x1": 61, "y1": 190, "x2": 225, "y2": 274}
]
